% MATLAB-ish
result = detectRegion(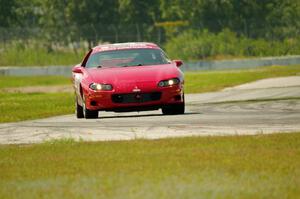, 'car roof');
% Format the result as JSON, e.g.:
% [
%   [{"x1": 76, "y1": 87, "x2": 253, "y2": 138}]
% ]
[{"x1": 92, "y1": 42, "x2": 160, "y2": 53}]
